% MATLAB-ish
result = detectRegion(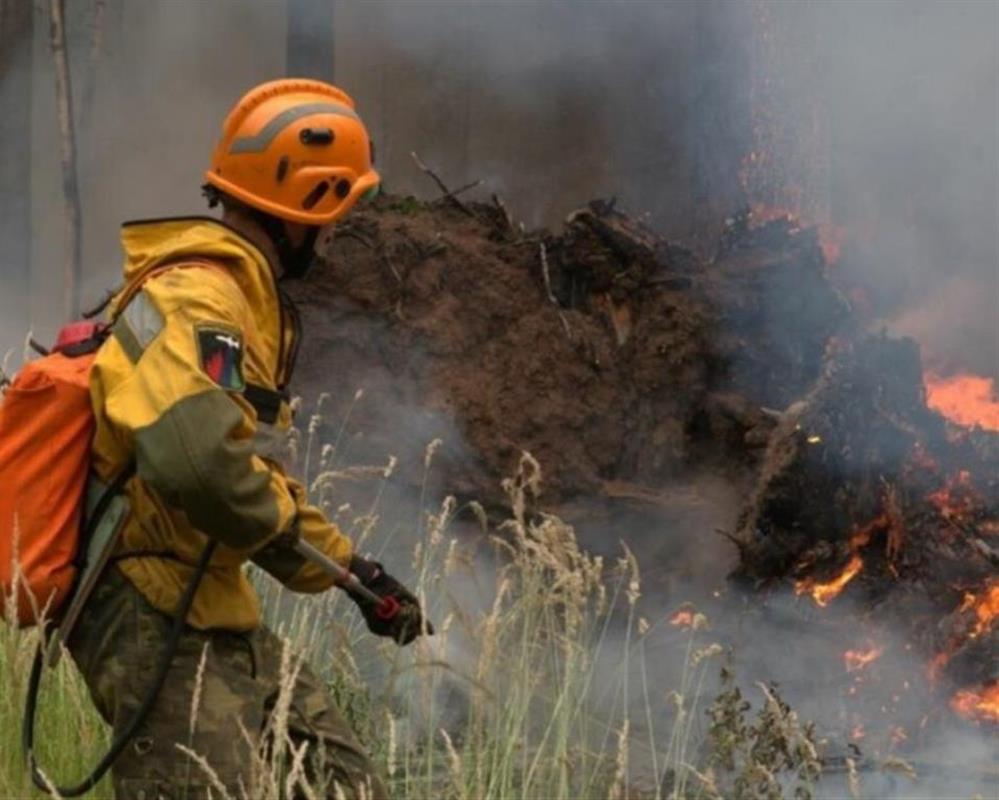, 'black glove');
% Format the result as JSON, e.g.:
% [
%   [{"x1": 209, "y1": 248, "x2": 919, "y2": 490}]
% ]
[{"x1": 348, "y1": 556, "x2": 433, "y2": 645}]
